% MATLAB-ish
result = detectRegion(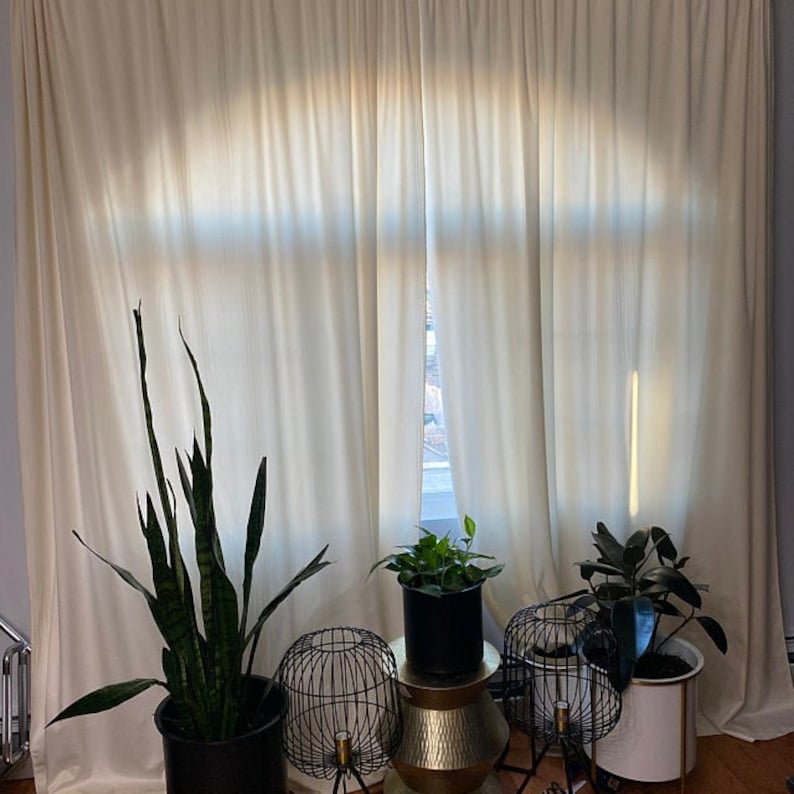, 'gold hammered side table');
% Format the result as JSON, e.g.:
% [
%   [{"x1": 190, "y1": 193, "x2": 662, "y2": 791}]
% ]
[{"x1": 384, "y1": 637, "x2": 509, "y2": 794}]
